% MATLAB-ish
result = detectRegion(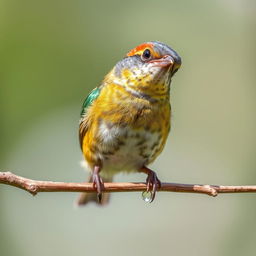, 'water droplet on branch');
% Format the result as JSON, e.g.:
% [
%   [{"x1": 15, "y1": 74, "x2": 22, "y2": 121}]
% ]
[{"x1": 142, "y1": 191, "x2": 153, "y2": 203}]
